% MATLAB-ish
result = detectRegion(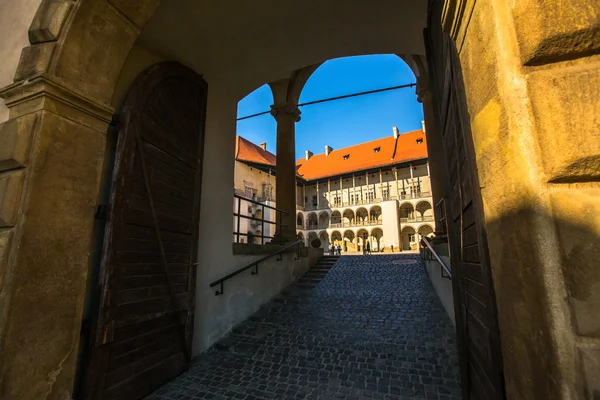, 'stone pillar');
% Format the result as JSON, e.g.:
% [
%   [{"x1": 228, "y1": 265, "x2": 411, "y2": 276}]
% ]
[
  {"x1": 316, "y1": 181, "x2": 320, "y2": 208},
  {"x1": 379, "y1": 169, "x2": 383, "y2": 198},
  {"x1": 417, "y1": 75, "x2": 444, "y2": 230},
  {"x1": 0, "y1": 76, "x2": 110, "y2": 399},
  {"x1": 271, "y1": 104, "x2": 301, "y2": 242}
]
